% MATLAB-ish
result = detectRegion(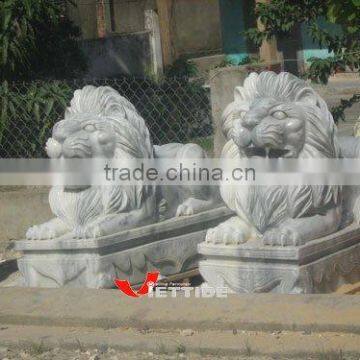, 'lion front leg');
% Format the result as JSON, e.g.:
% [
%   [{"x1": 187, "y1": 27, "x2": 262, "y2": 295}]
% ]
[
  {"x1": 26, "y1": 218, "x2": 70, "y2": 240},
  {"x1": 263, "y1": 206, "x2": 342, "y2": 247},
  {"x1": 73, "y1": 195, "x2": 157, "y2": 238},
  {"x1": 73, "y1": 211, "x2": 150, "y2": 239}
]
